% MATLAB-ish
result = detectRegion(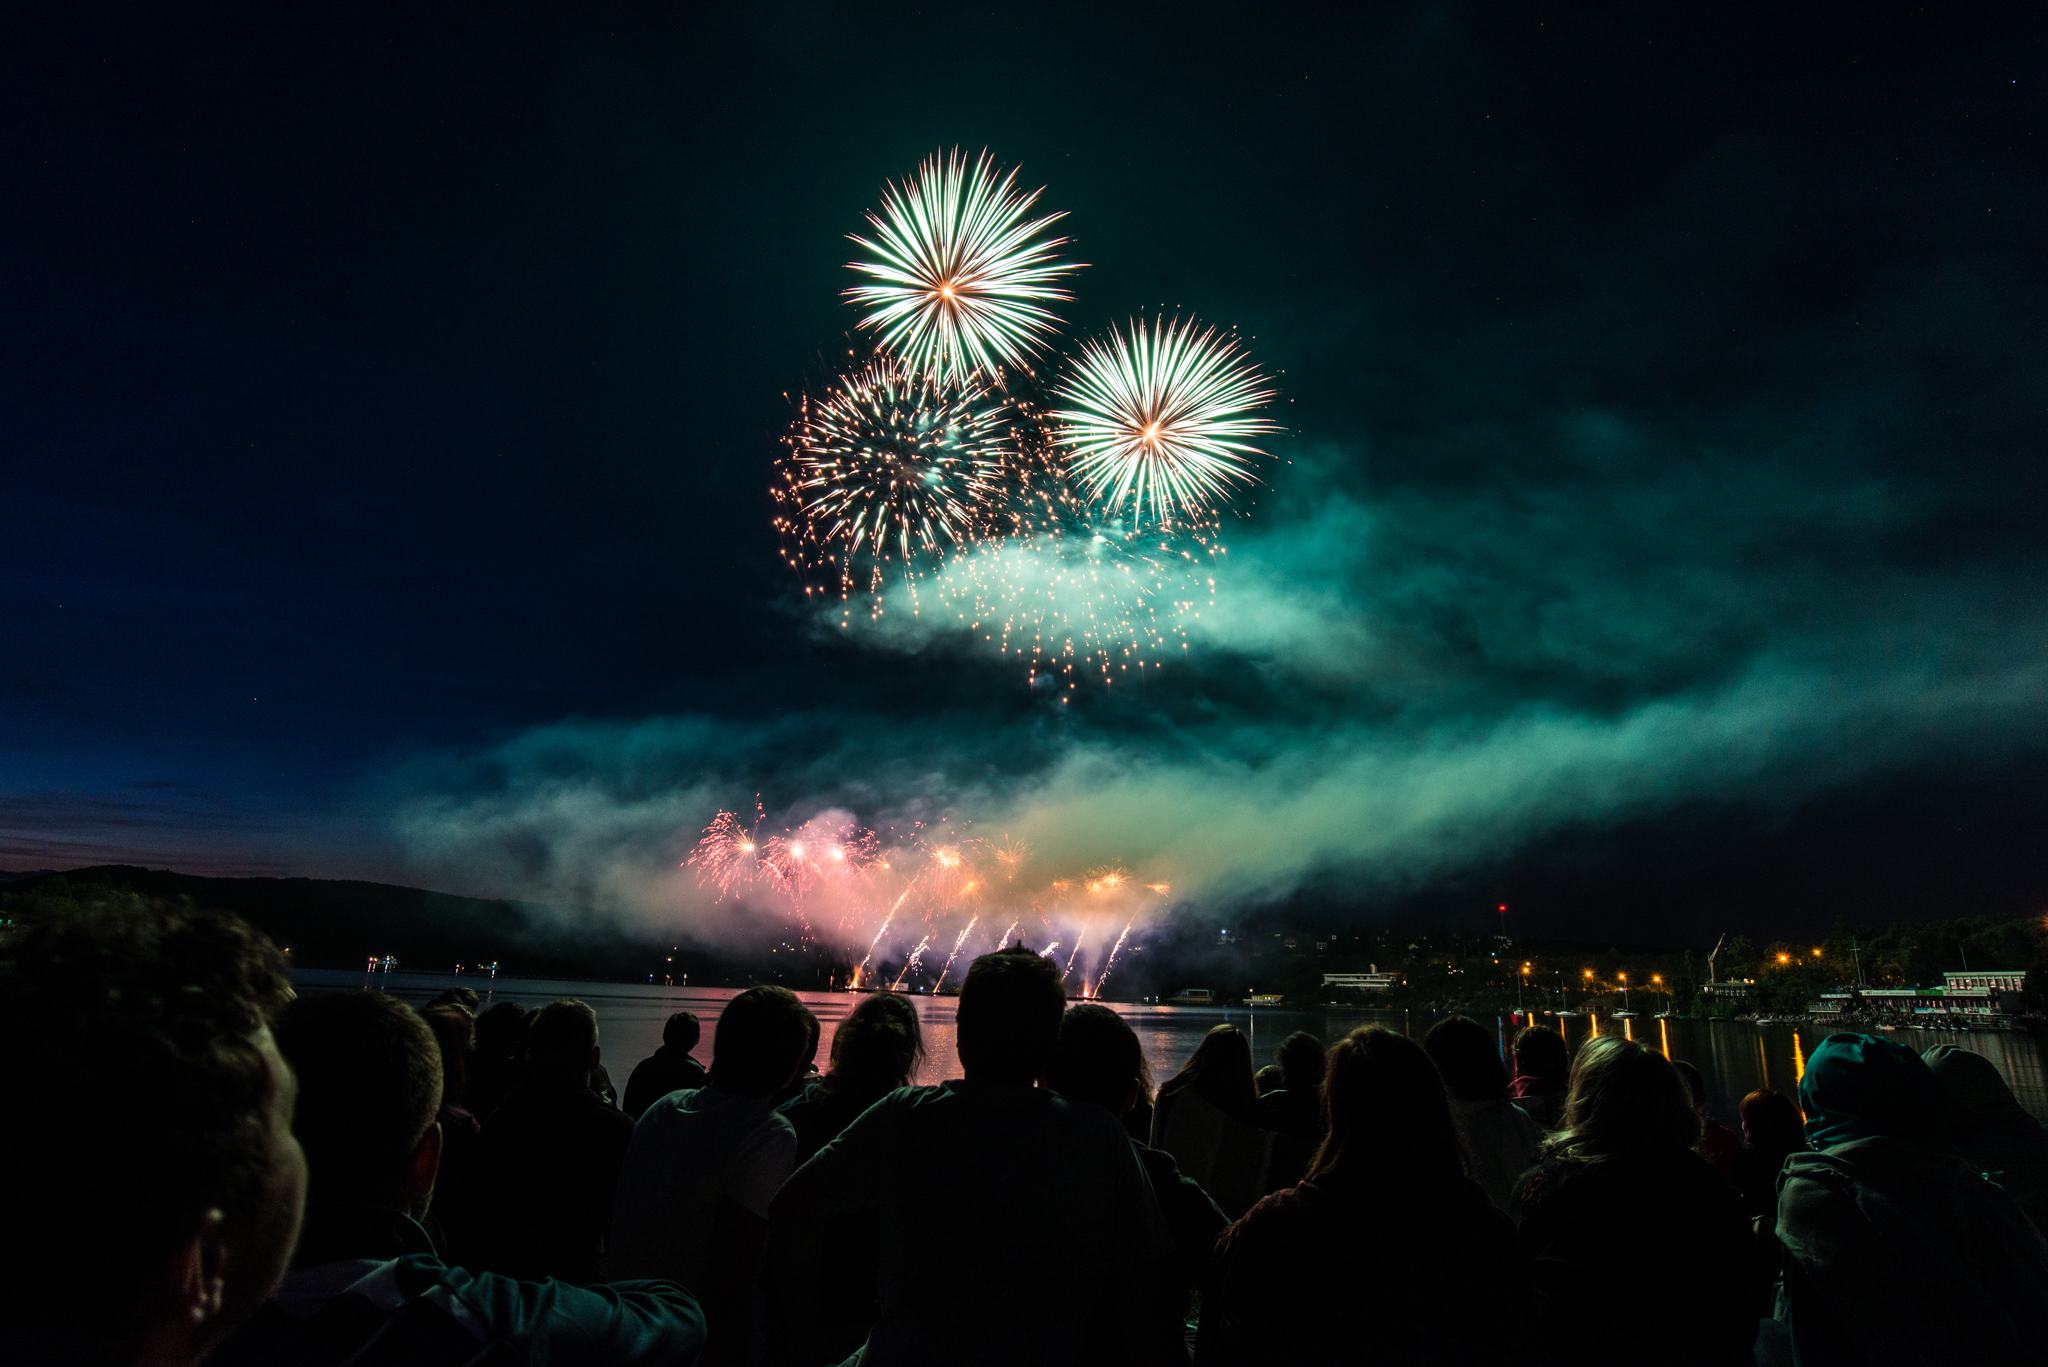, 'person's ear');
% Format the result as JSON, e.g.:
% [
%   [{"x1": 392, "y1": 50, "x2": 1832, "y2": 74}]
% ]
[
  {"x1": 1121, "y1": 1080, "x2": 1141, "y2": 1114},
  {"x1": 170, "y1": 1207, "x2": 230, "y2": 1328},
  {"x1": 409, "y1": 1122, "x2": 444, "y2": 1211},
  {"x1": 588, "y1": 1045, "x2": 602, "y2": 1073}
]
